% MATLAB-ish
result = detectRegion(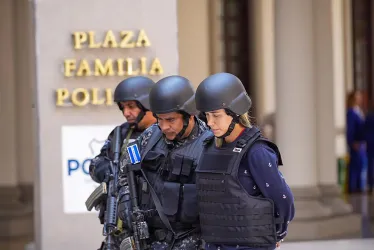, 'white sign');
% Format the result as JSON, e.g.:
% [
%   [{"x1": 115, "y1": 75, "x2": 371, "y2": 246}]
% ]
[{"x1": 61, "y1": 125, "x2": 117, "y2": 214}]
